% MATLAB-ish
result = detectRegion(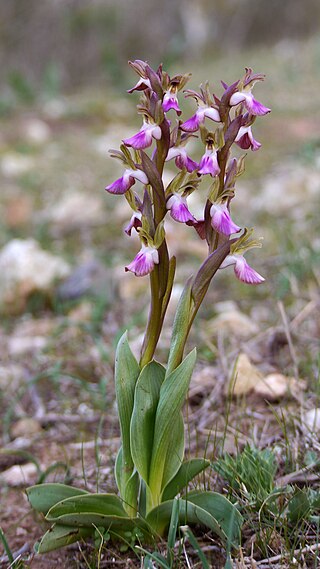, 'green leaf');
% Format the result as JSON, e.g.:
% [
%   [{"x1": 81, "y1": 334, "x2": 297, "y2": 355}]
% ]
[
  {"x1": 26, "y1": 483, "x2": 88, "y2": 515},
  {"x1": 166, "y1": 279, "x2": 193, "y2": 375},
  {"x1": 115, "y1": 448, "x2": 139, "y2": 516},
  {"x1": 130, "y1": 361, "x2": 165, "y2": 483},
  {"x1": 186, "y1": 491, "x2": 243, "y2": 546},
  {"x1": 46, "y1": 493, "x2": 128, "y2": 521},
  {"x1": 288, "y1": 489, "x2": 312, "y2": 523},
  {"x1": 148, "y1": 350, "x2": 197, "y2": 505},
  {"x1": 146, "y1": 498, "x2": 227, "y2": 542},
  {"x1": 161, "y1": 413, "x2": 184, "y2": 491},
  {"x1": 162, "y1": 459, "x2": 210, "y2": 502},
  {"x1": 114, "y1": 332, "x2": 140, "y2": 500},
  {"x1": 37, "y1": 524, "x2": 93, "y2": 553},
  {"x1": 191, "y1": 240, "x2": 232, "y2": 309}
]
